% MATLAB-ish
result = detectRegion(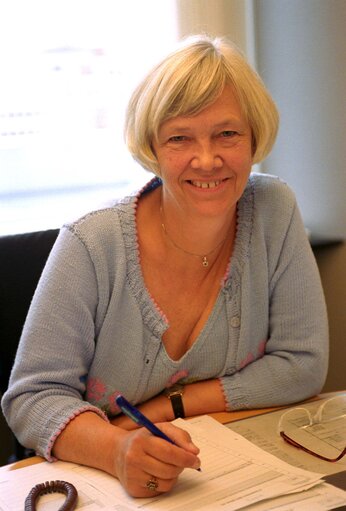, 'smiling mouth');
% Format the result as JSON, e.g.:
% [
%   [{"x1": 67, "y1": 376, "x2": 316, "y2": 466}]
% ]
[{"x1": 189, "y1": 179, "x2": 227, "y2": 189}]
